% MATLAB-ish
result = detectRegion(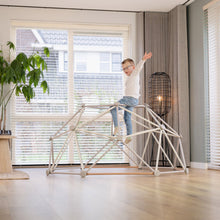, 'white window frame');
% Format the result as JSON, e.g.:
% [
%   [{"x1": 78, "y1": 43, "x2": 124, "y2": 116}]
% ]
[{"x1": 10, "y1": 21, "x2": 130, "y2": 165}]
